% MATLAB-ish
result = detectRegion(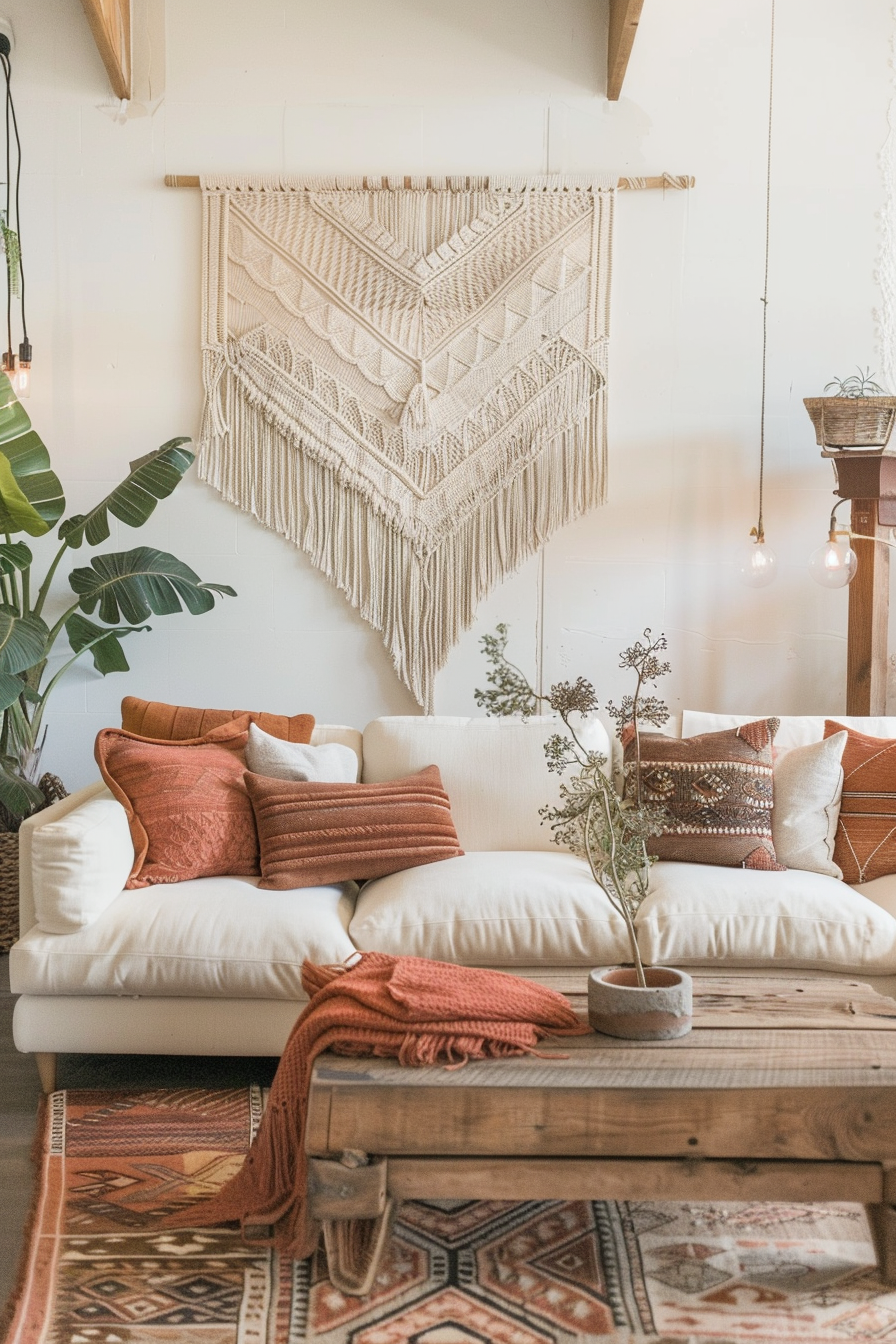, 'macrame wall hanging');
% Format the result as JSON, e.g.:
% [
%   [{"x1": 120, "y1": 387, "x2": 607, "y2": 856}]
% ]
[{"x1": 199, "y1": 173, "x2": 615, "y2": 710}]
